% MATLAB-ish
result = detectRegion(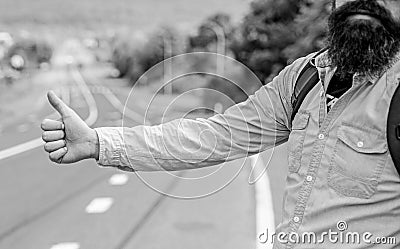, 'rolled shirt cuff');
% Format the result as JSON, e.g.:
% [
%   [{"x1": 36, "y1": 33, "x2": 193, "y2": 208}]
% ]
[{"x1": 94, "y1": 127, "x2": 125, "y2": 167}]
